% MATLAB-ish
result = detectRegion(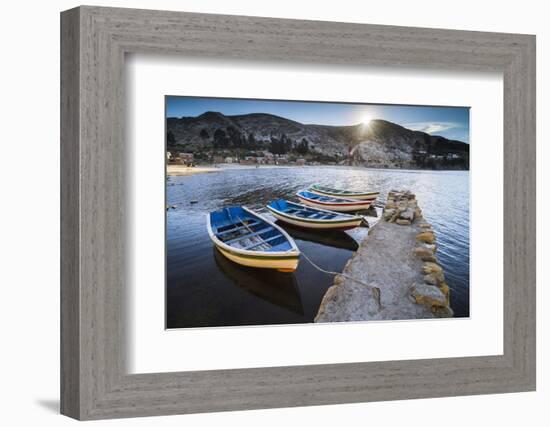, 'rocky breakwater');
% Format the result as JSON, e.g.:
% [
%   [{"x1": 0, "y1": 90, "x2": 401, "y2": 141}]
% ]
[{"x1": 315, "y1": 190, "x2": 453, "y2": 322}]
